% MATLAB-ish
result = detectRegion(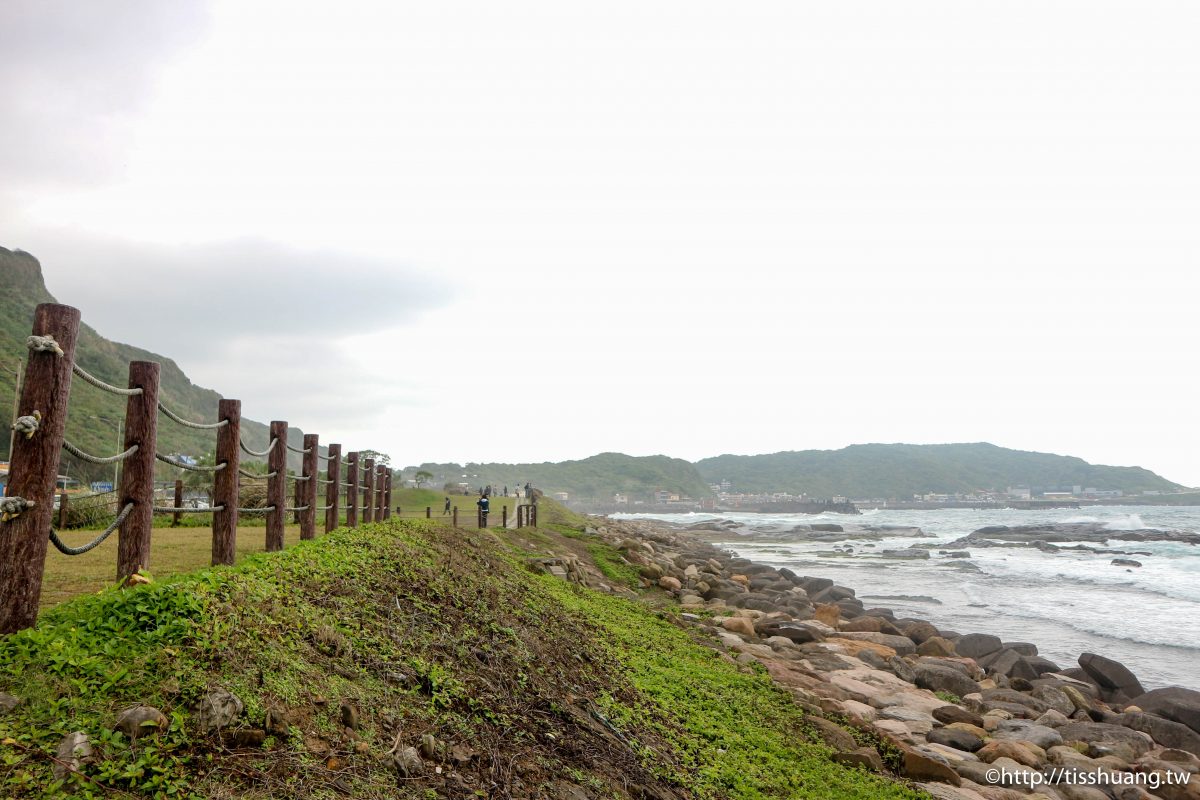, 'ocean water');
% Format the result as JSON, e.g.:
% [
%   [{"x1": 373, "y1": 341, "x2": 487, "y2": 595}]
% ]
[{"x1": 611, "y1": 506, "x2": 1200, "y2": 690}]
